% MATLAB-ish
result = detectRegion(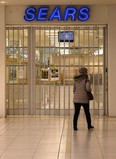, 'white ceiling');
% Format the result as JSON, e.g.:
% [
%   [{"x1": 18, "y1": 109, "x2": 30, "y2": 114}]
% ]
[{"x1": 1, "y1": 0, "x2": 116, "y2": 5}]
